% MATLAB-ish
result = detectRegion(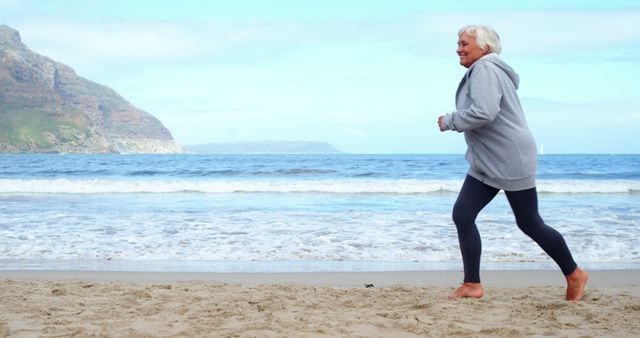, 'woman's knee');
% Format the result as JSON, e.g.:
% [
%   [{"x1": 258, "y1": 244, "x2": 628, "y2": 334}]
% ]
[
  {"x1": 452, "y1": 202, "x2": 475, "y2": 228},
  {"x1": 515, "y1": 216, "x2": 545, "y2": 236}
]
